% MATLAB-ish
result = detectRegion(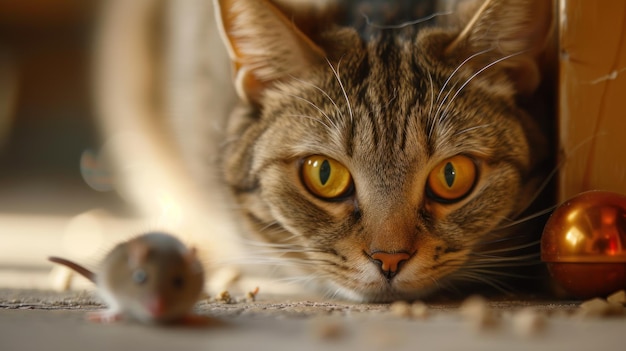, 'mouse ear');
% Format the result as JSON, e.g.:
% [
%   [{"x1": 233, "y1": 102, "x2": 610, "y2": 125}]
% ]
[{"x1": 127, "y1": 239, "x2": 150, "y2": 268}]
